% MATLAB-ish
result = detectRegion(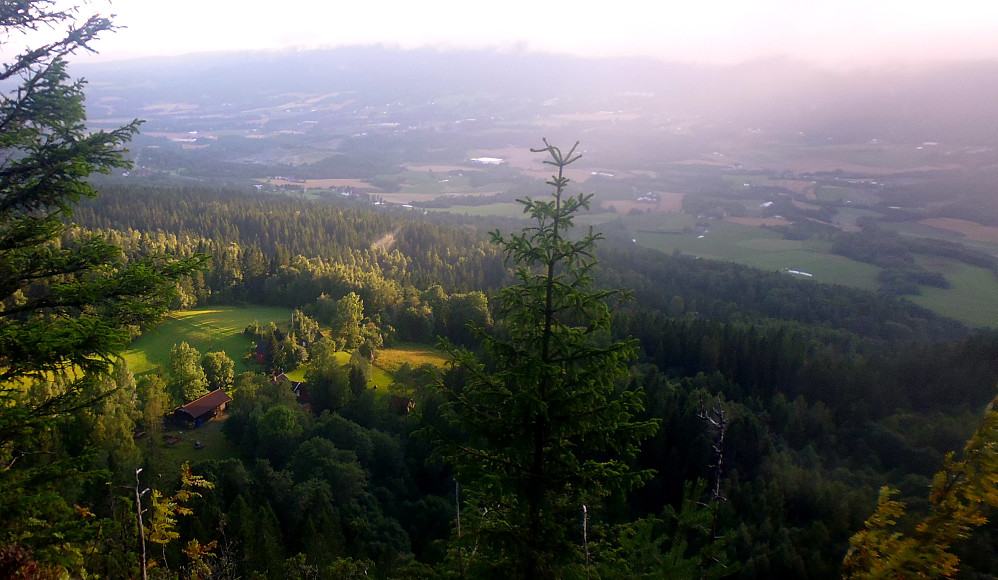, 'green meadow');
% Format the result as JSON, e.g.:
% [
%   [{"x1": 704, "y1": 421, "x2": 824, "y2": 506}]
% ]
[
  {"x1": 374, "y1": 343, "x2": 449, "y2": 374},
  {"x1": 909, "y1": 259, "x2": 998, "y2": 328},
  {"x1": 633, "y1": 220, "x2": 881, "y2": 291},
  {"x1": 127, "y1": 306, "x2": 452, "y2": 394},
  {"x1": 289, "y1": 344, "x2": 448, "y2": 392},
  {"x1": 123, "y1": 306, "x2": 292, "y2": 376},
  {"x1": 282, "y1": 351, "x2": 349, "y2": 383},
  {"x1": 433, "y1": 202, "x2": 529, "y2": 218}
]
